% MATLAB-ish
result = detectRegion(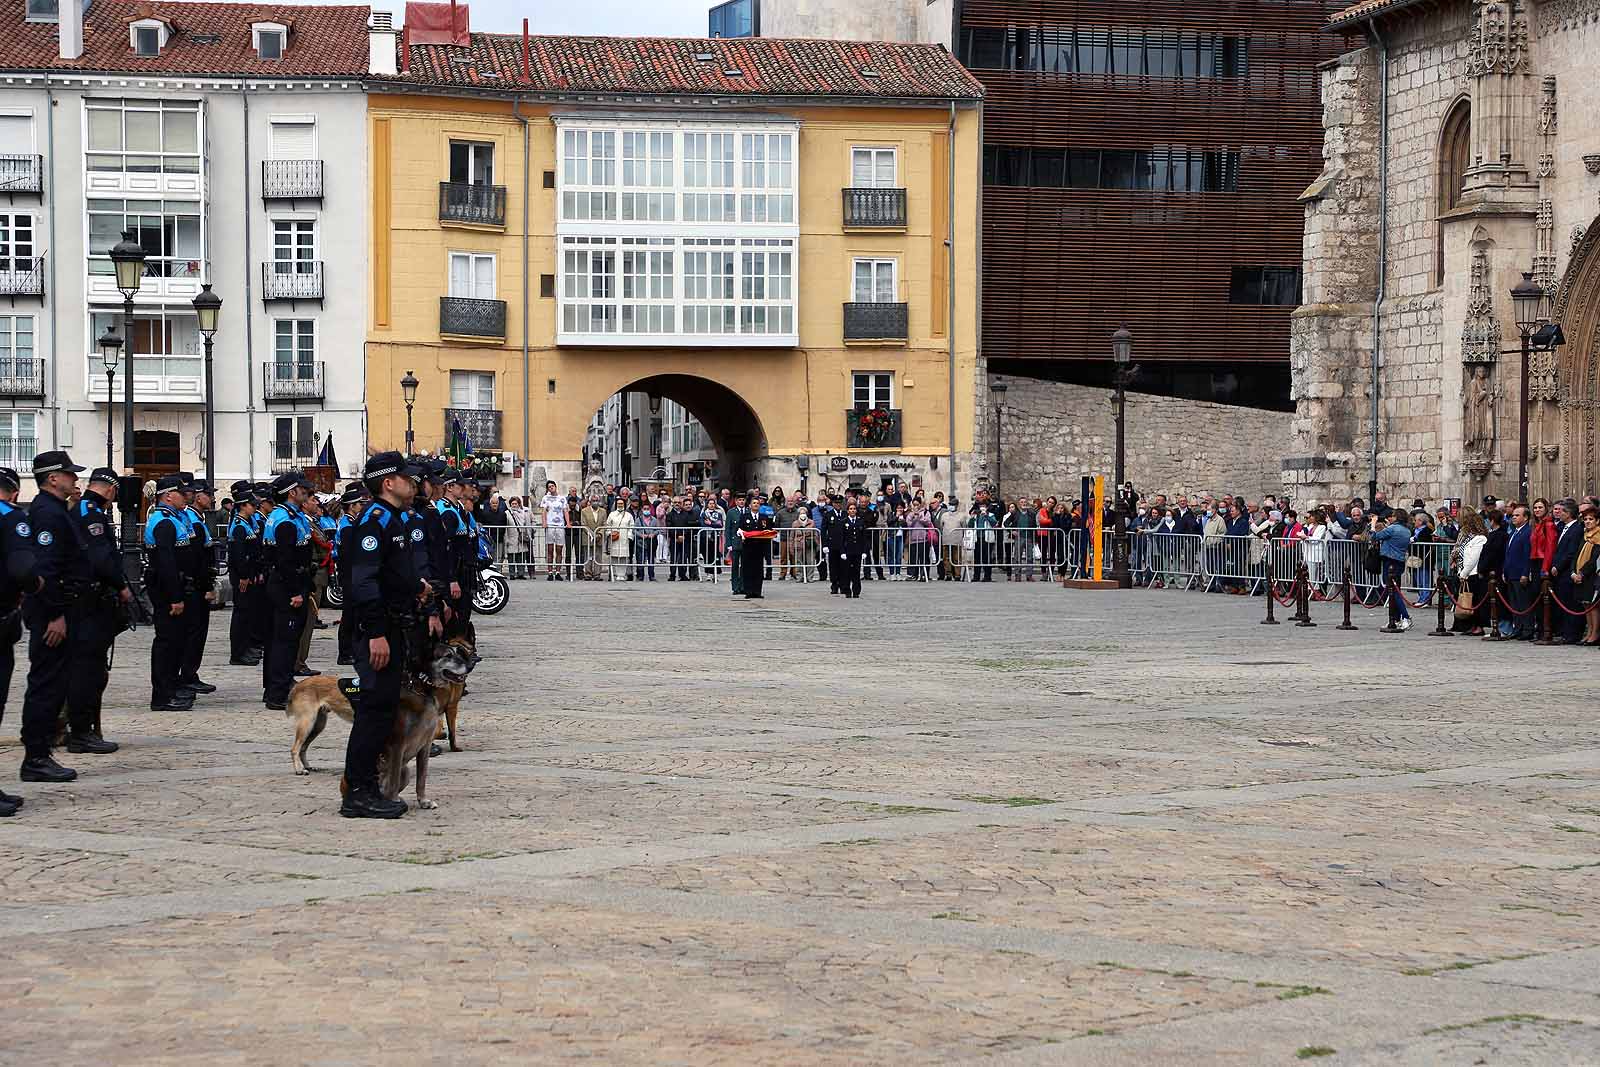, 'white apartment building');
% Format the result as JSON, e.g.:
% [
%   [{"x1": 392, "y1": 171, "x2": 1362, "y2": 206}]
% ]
[{"x1": 0, "y1": 0, "x2": 378, "y2": 489}]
